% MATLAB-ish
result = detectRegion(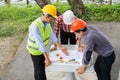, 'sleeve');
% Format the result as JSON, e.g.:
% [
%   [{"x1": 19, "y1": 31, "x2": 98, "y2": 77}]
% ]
[
  {"x1": 53, "y1": 16, "x2": 60, "y2": 38},
  {"x1": 29, "y1": 24, "x2": 46, "y2": 53},
  {"x1": 50, "y1": 26, "x2": 58, "y2": 43},
  {"x1": 82, "y1": 33, "x2": 94, "y2": 65}
]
